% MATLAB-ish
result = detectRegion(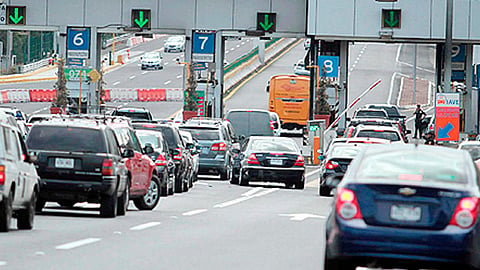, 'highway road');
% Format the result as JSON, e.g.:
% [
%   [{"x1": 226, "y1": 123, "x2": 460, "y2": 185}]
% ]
[{"x1": 4, "y1": 41, "x2": 437, "y2": 270}]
